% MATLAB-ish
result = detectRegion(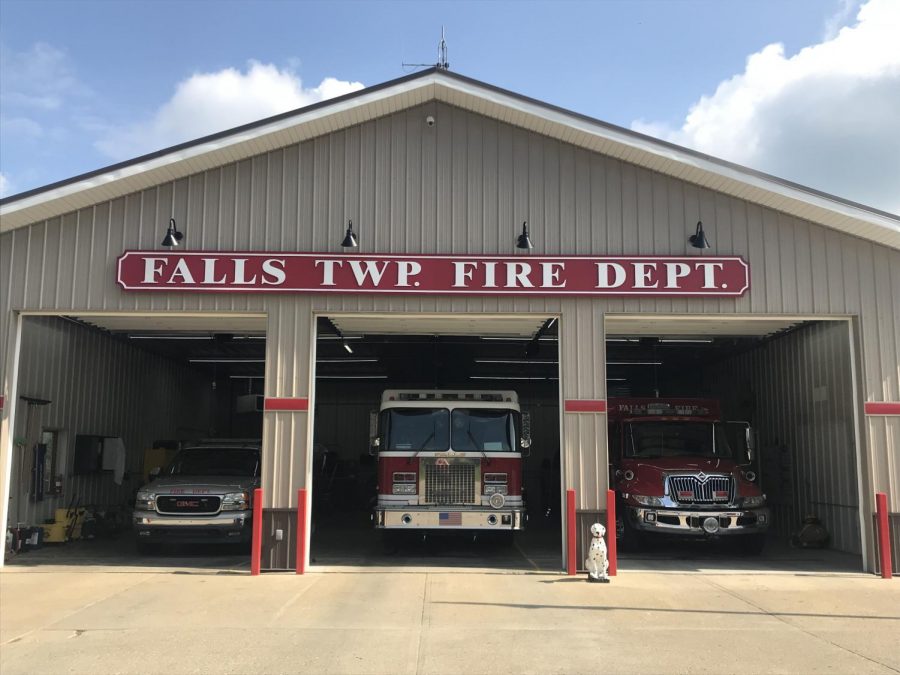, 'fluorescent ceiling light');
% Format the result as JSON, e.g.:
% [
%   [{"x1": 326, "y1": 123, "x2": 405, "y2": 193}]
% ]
[
  {"x1": 189, "y1": 358, "x2": 265, "y2": 364},
  {"x1": 229, "y1": 375, "x2": 265, "y2": 379},
  {"x1": 659, "y1": 339, "x2": 713, "y2": 343},
  {"x1": 129, "y1": 335, "x2": 214, "y2": 340},
  {"x1": 607, "y1": 361, "x2": 663, "y2": 366},
  {"x1": 473, "y1": 359, "x2": 556, "y2": 364},
  {"x1": 316, "y1": 358, "x2": 378, "y2": 363},
  {"x1": 470, "y1": 376, "x2": 559, "y2": 381},
  {"x1": 316, "y1": 375, "x2": 388, "y2": 380}
]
